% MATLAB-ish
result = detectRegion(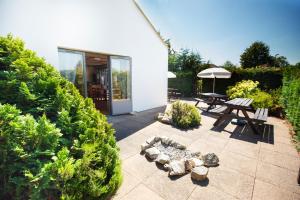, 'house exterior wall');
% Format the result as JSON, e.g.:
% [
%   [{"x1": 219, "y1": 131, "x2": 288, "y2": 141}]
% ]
[{"x1": 0, "y1": 0, "x2": 168, "y2": 112}]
